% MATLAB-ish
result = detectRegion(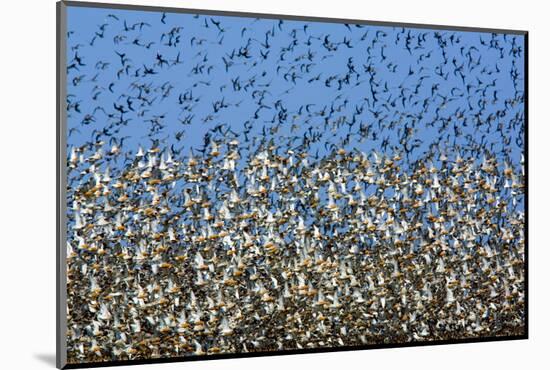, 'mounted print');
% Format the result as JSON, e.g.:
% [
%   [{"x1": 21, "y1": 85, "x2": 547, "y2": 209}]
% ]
[{"x1": 56, "y1": 1, "x2": 528, "y2": 368}]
